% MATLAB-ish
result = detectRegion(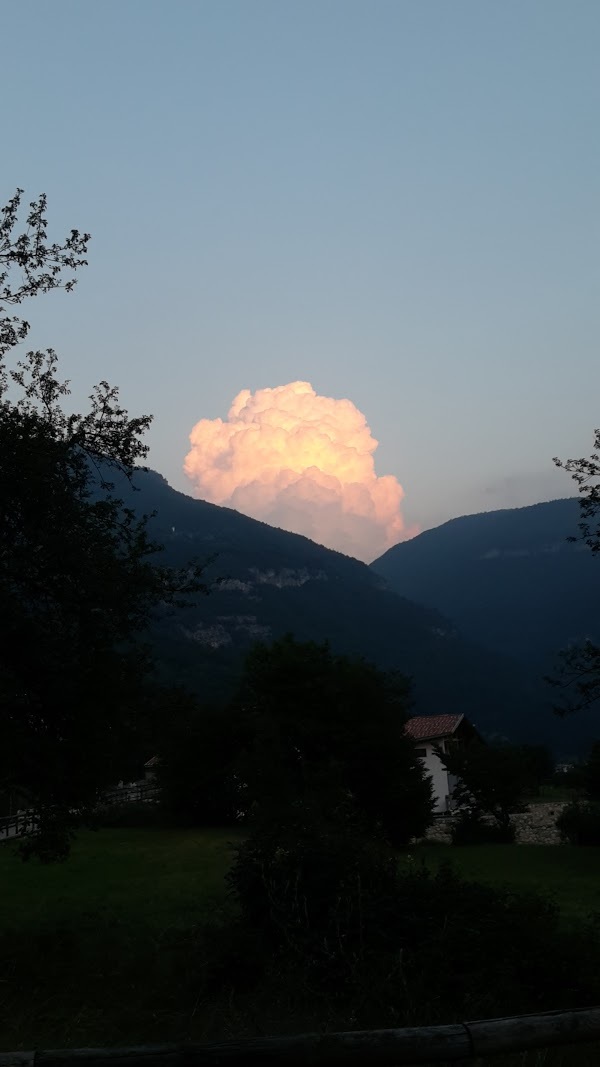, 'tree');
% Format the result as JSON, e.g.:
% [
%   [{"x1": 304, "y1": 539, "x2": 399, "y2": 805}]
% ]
[
  {"x1": 554, "y1": 429, "x2": 600, "y2": 554},
  {"x1": 233, "y1": 634, "x2": 434, "y2": 846},
  {"x1": 555, "y1": 741, "x2": 600, "y2": 845},
  {"x1": 226, "y1": 637, "x2": 432, "y2": 1019},
  {"x1": 548, "y1": 432, "x2": 600, "y2": 714},
  {"x1": 1, "y1": 189, "x2": 90, "y2": 362},
  {"x1": 157, "y1": 696, "x2": 250, "y2": 826},
  {"x1": 0, "y1": 190, "x2": 207, "y2": 859},
  {"x1": 518, "y1": 744, "x2": 555, "y2": 794},
  {"x1": 547, "y1": 640, "x2": 600, "y2": 716},
  {"x1": 579, "y1": 741, "x2": 600, "y2": 802},
  {"x1": 438, "y1": 742, "x2": 529, "y2": 841}
]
